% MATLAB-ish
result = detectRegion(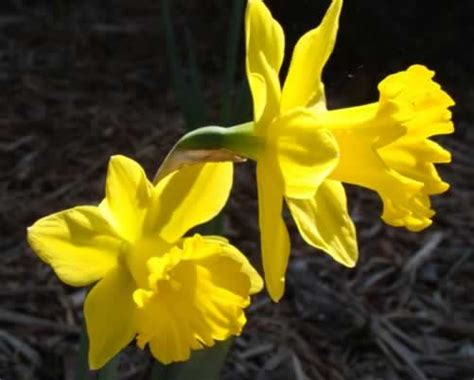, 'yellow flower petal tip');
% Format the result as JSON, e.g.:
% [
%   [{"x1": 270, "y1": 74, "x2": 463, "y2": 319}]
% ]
[
  {"x1": 244, "y1": 0, "x2": 355, "y2": 300},
  {"x1": 242, "y1": 0, "x2": 453, "y2": 299},
  {"x1": 287, "y1": 180, "x2": 358, "y2": 269},
  {"x1": 27, "y1": 155, "x2": 261, "y2": 369}
]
